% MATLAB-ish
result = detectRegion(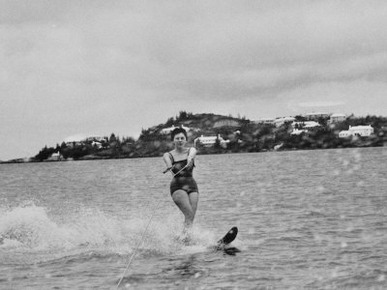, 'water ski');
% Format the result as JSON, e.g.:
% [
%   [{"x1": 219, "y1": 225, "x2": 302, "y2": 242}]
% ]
[{"x1": 215, "y1": 227, "x2": 240, "y2": 255}]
